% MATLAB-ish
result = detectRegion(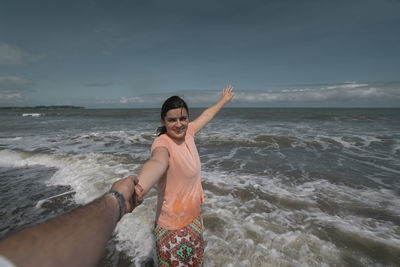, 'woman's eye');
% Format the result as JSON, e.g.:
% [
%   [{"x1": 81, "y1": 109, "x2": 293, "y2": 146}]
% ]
[{"x1": 180, "y1": 117, "x2": 187, "y2": 121}]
